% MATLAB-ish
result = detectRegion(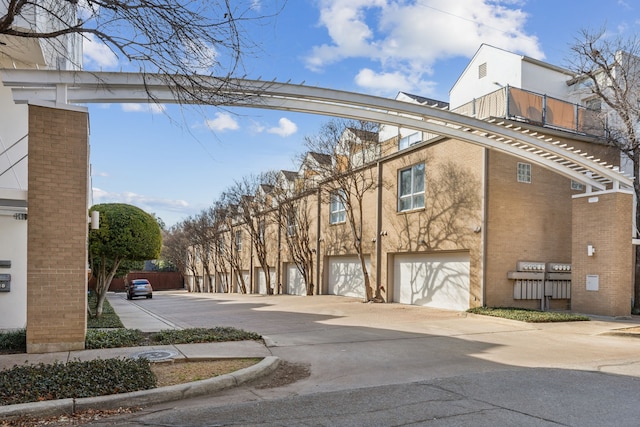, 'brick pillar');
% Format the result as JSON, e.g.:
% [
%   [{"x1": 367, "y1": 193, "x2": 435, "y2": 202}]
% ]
[
  {"x1": 571, "y1": 190, "x2": 634, "y2": 317},
  {"x1": 27, "y1": 104, "x2": 89, "y2": 353}
]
